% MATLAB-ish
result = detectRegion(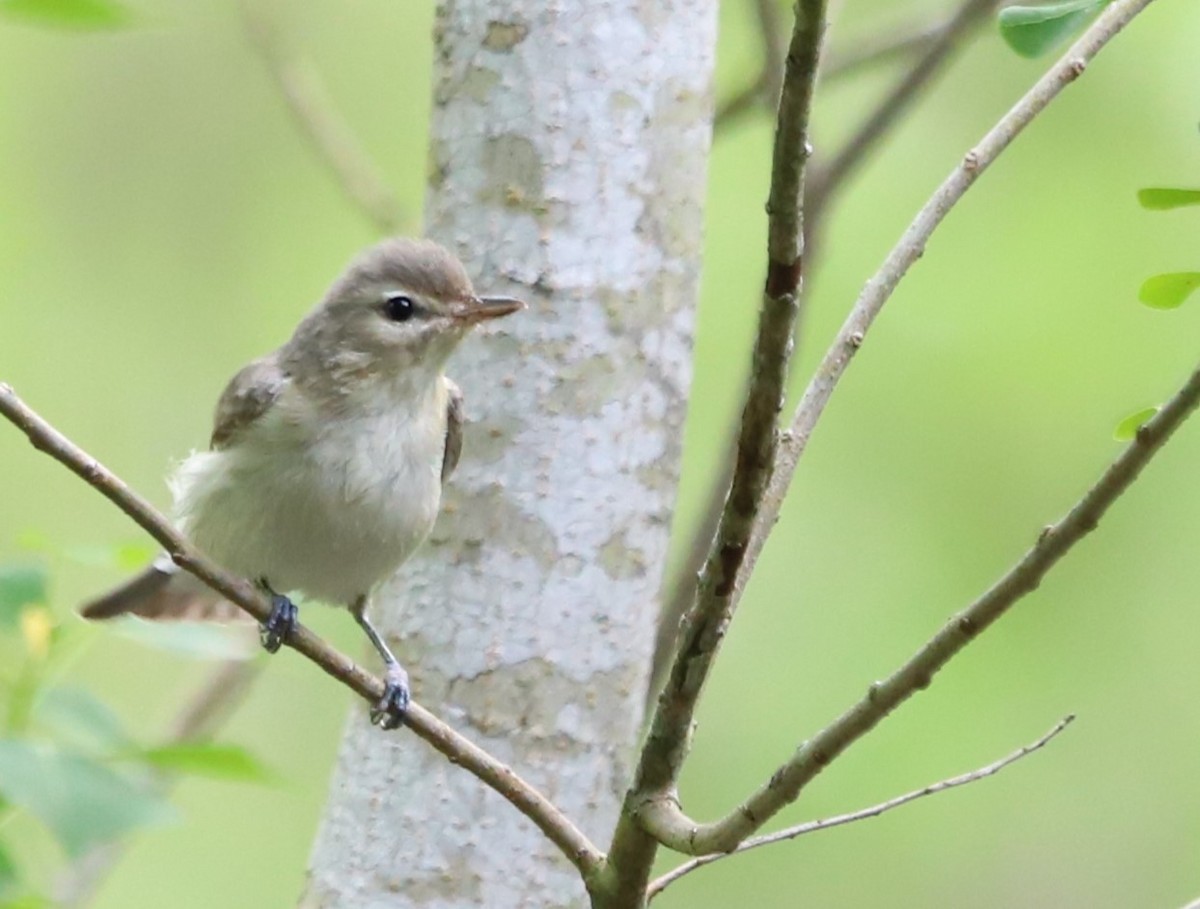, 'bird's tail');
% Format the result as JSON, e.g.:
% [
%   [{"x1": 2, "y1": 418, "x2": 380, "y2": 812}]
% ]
[{"x1": 80, "y1": 555, "x2": 243, "y2": 622}]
